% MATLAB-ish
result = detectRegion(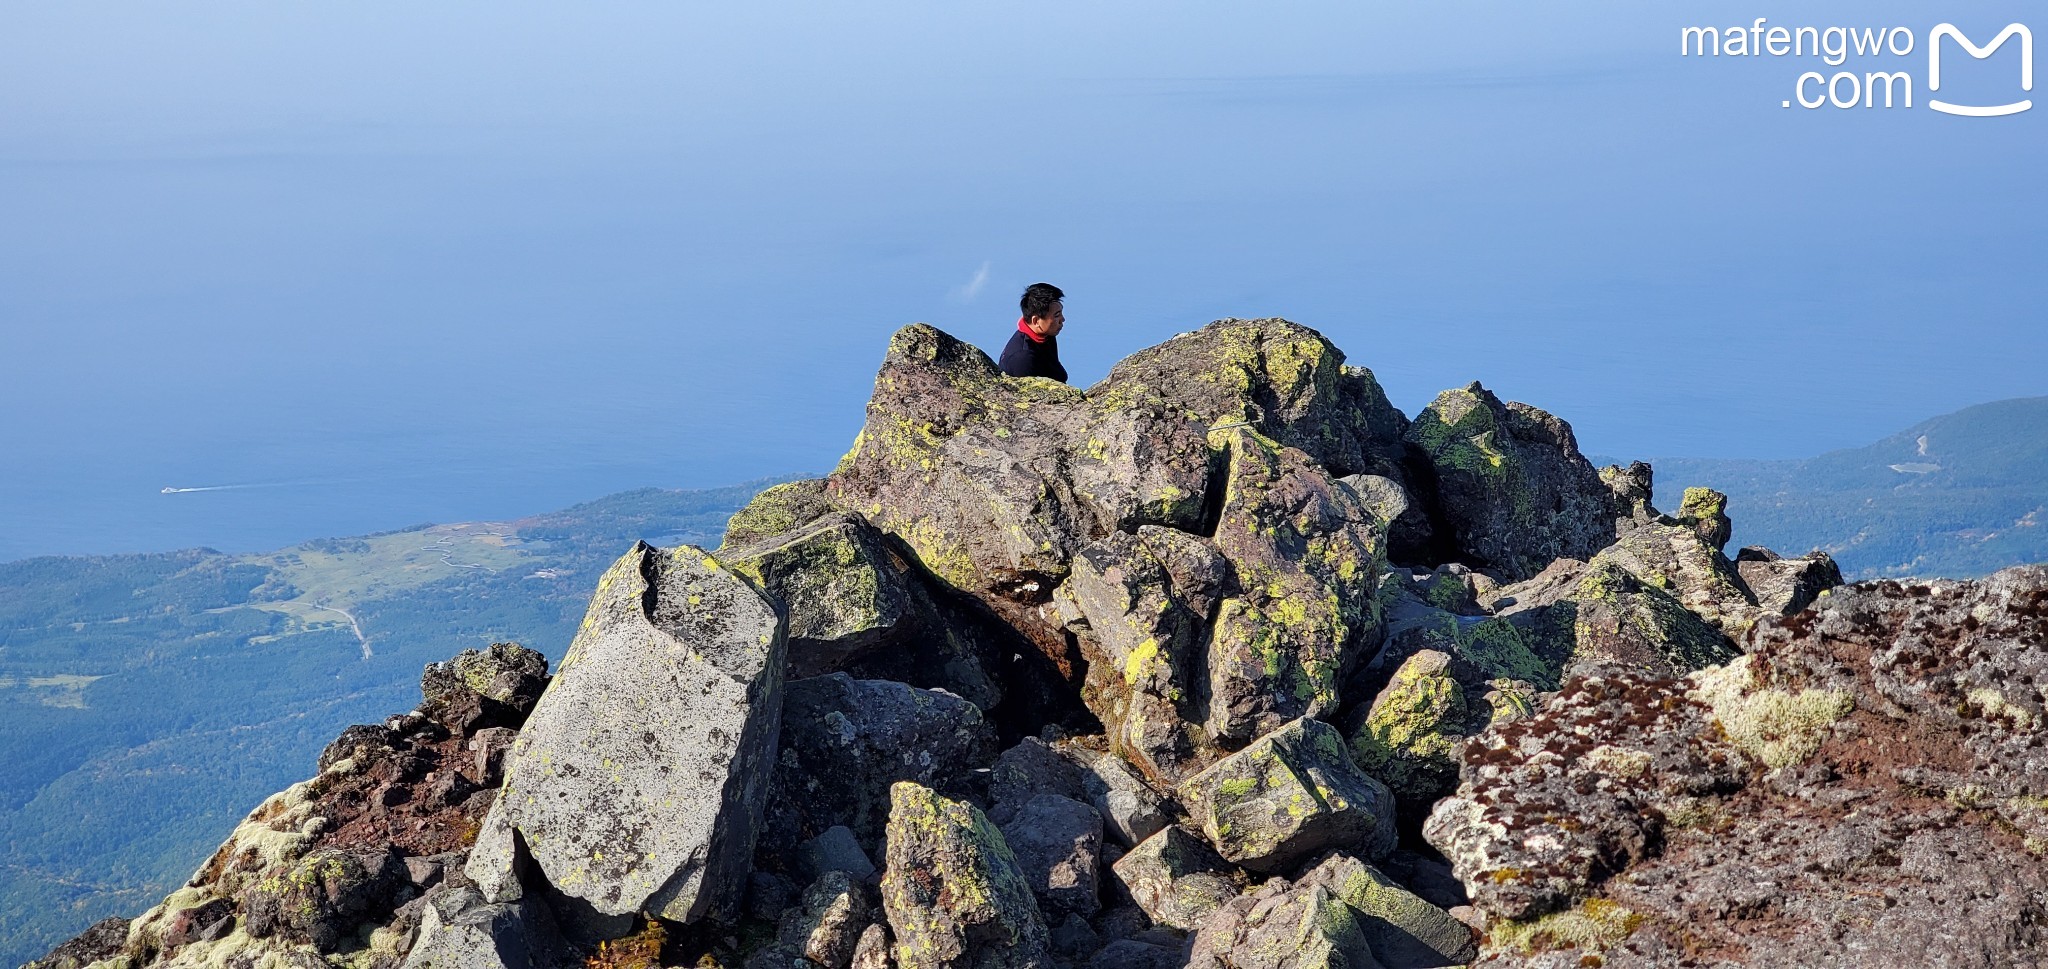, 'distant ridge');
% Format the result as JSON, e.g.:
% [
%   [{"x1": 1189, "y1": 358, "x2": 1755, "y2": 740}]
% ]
[{"x1": 1649, "y1": 396, "x2": 2048, "y2": 579}]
